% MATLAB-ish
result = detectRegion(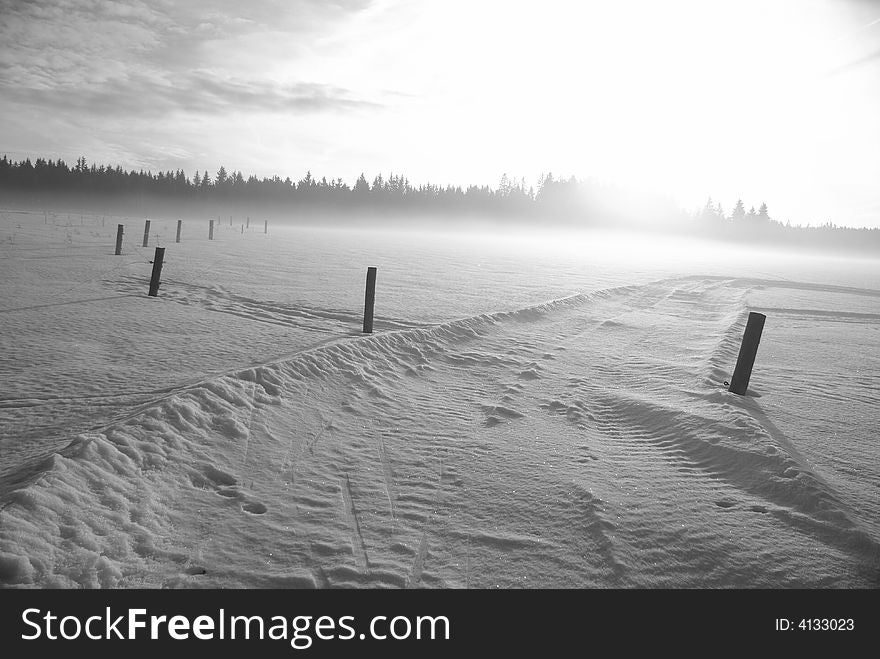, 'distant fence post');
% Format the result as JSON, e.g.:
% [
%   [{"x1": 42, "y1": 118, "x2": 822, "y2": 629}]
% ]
[
  {"x1": 209, "y1": 219, "x2": 214, "y2": 240},
  {"x1": 142, "y1": 220, "x2": 151, "y2": 247},
  {"x1": 115, "y1": 224, "x2": 124, "y2": 255},
  {"x1": 246, "y1": 217, "x2": 250, "y2": 229},
  {"x1": 148, "y1": 247, "x2": 165, "y2": 297},
  {"x1": 729, "y1": 312, "x2": 766, "y2": 395},
  {"x1": 241, "y1": 224, "x2": 244, "y2": 234},
  {"x1": 176, "y1": 219, "x2": 182, "y2": 243},
  {"x1": 264, "y1": 220, "x2": 268, "y2": 234},
  {"x1": 230, "y1": 215, "x2": 233, "y2": 226},
  {"x1": 363, "y1": 266, "x2": 377, "y2": 333}
]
